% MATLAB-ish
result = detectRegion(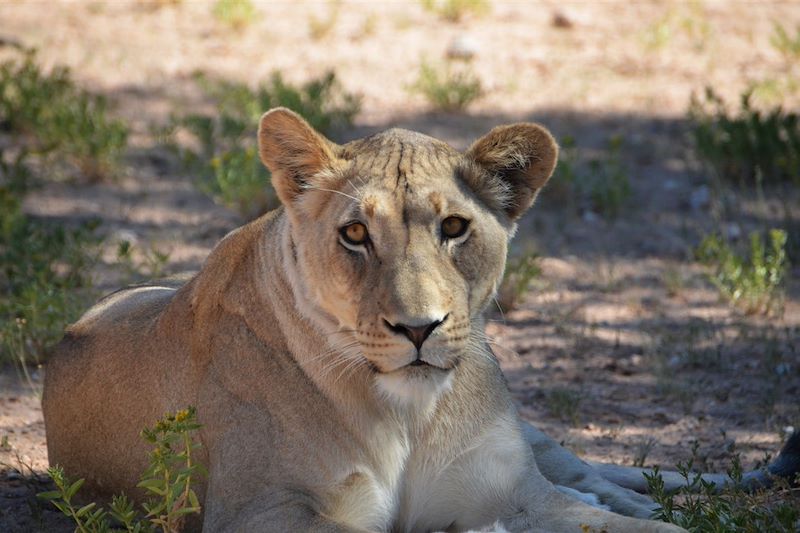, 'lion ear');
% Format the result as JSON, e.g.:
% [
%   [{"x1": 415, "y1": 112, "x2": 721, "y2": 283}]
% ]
[
  {"x1": 258, "y1": 107, "x2": 340, "y2": 205},
  {"x1": 465, "y1": 123, "x2": 558, "y2": 221}
]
